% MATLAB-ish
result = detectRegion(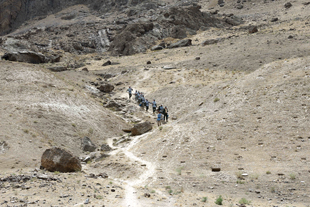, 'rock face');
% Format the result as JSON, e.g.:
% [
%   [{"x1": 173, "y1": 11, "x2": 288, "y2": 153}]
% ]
[
  {"x1": 81, "y1": 137, "x2": 97, "y2": 152},
  {"x1": 0, "y1": 0, "x2": 148, "y2": 35},
  {"x1": 131, "y1": 121, "x2": 152, "y2": 136},
  {"x1": 41, "y1": 147, "x2": 82, "y2": 172},
  {"x1": 109, "y1": 21, "x2": 154, "y2": 56}
]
